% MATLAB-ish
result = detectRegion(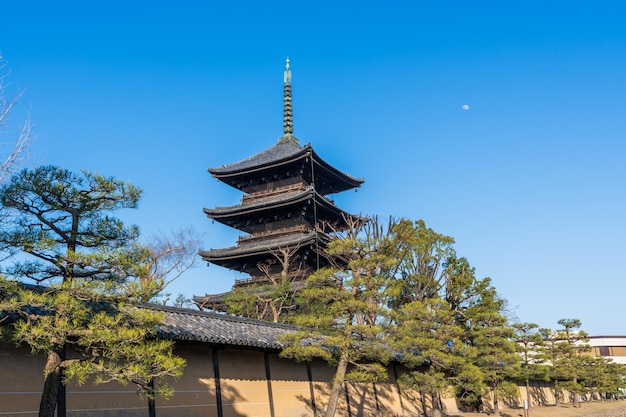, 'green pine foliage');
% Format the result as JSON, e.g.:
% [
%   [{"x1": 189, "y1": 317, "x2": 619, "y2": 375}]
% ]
[
  {"x1": 283, "y1": 215, "x2": 626, "y2": 415},
  {"x1": 0, "y1": 166, "x2": 185, "y2": 417},
  {"x1": 392, "y1": 296, "x2": 478, "y2": 415},
  {"x1": 461, "y1": 277, "x2": 520, "y2": 416},
  {"x1": 512, "y1": 322, "x2": 545, "y2": 408},
  {"x1": 225, "y1": 272, "x2": 296, "y2": 322},
  {"x1": 578, "y1": 356, "x2": 626, "y2": 400},
  {"x1": 280, "y1": 217, "x2": 398, "y2": 417},
  {"x1": 386, "y1": 219, "x2": 456, "y2": 307}
]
